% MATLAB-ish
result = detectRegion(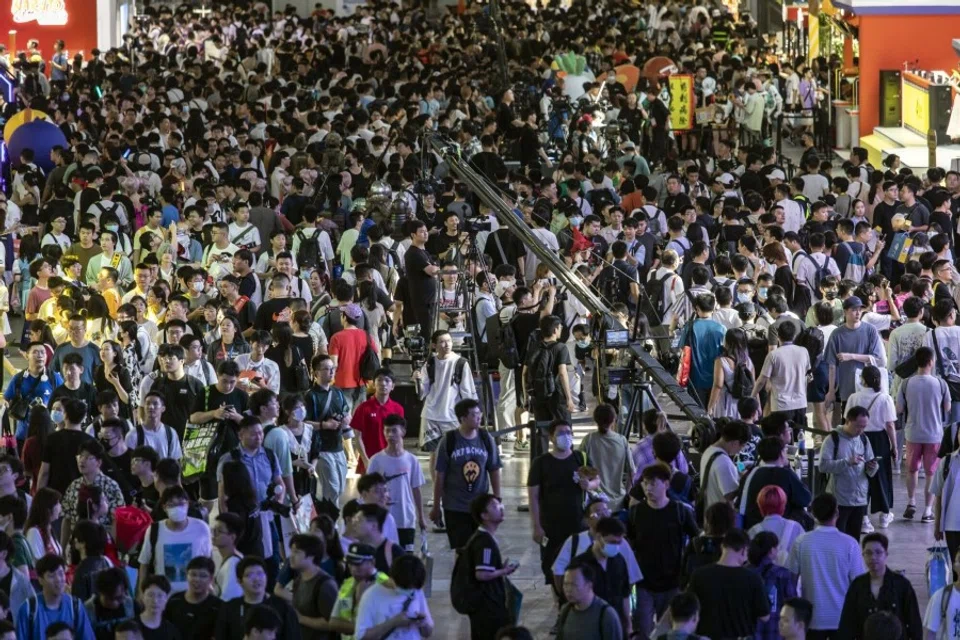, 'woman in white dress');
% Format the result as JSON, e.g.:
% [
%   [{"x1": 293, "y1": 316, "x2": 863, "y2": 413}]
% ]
[{"x1": 708, "y1": 328, "x2": 754, "y2": 420}]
